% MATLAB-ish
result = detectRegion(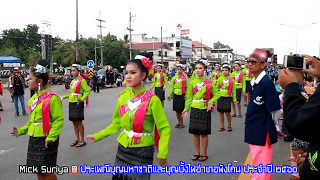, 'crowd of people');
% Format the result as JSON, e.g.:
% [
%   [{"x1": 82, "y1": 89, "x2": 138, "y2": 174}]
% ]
[{"x1": 1, "y1": 49, "x2": 319, "y2": 180}]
